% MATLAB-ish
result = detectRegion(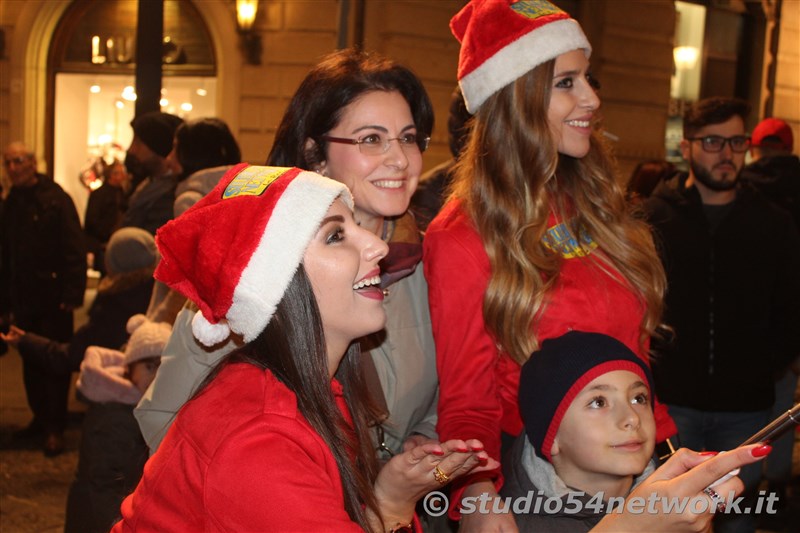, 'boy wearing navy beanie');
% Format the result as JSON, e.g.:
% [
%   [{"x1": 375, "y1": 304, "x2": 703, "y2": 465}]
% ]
[{"x1": 501, "y1": 331, "x2": 657, "y2": 532}]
